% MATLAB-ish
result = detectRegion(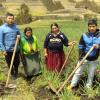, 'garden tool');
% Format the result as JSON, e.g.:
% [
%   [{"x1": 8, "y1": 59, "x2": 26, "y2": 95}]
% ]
[
  {"x1": 48, "y1": 46, "x2": 94, "y2": 95},
  {"x1": 56, "y1": 46, "x2": 94, "y2": 95},
  {"x1": 57, "y1": 44, "x2": 75, "y2": 78},
  {"x1": 5, "y1": 35, "x2": 20, "y2": 88}
]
